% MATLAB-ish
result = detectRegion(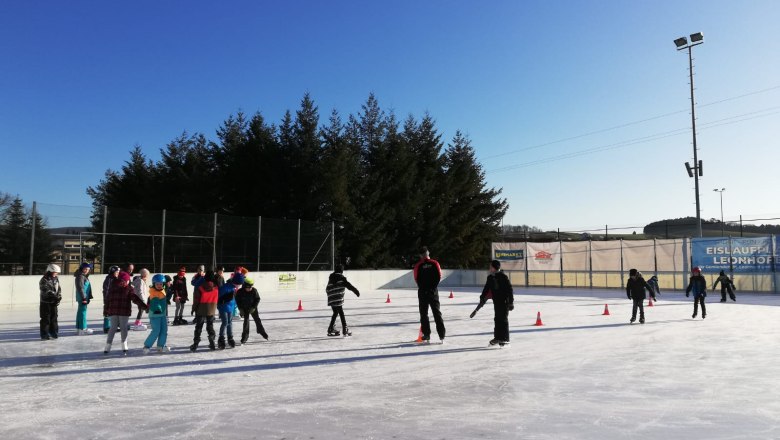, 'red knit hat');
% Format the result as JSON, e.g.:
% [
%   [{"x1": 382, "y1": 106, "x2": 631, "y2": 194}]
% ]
[{"x1": 118, "y1": 272, "x2": 131, "y2": 282}]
